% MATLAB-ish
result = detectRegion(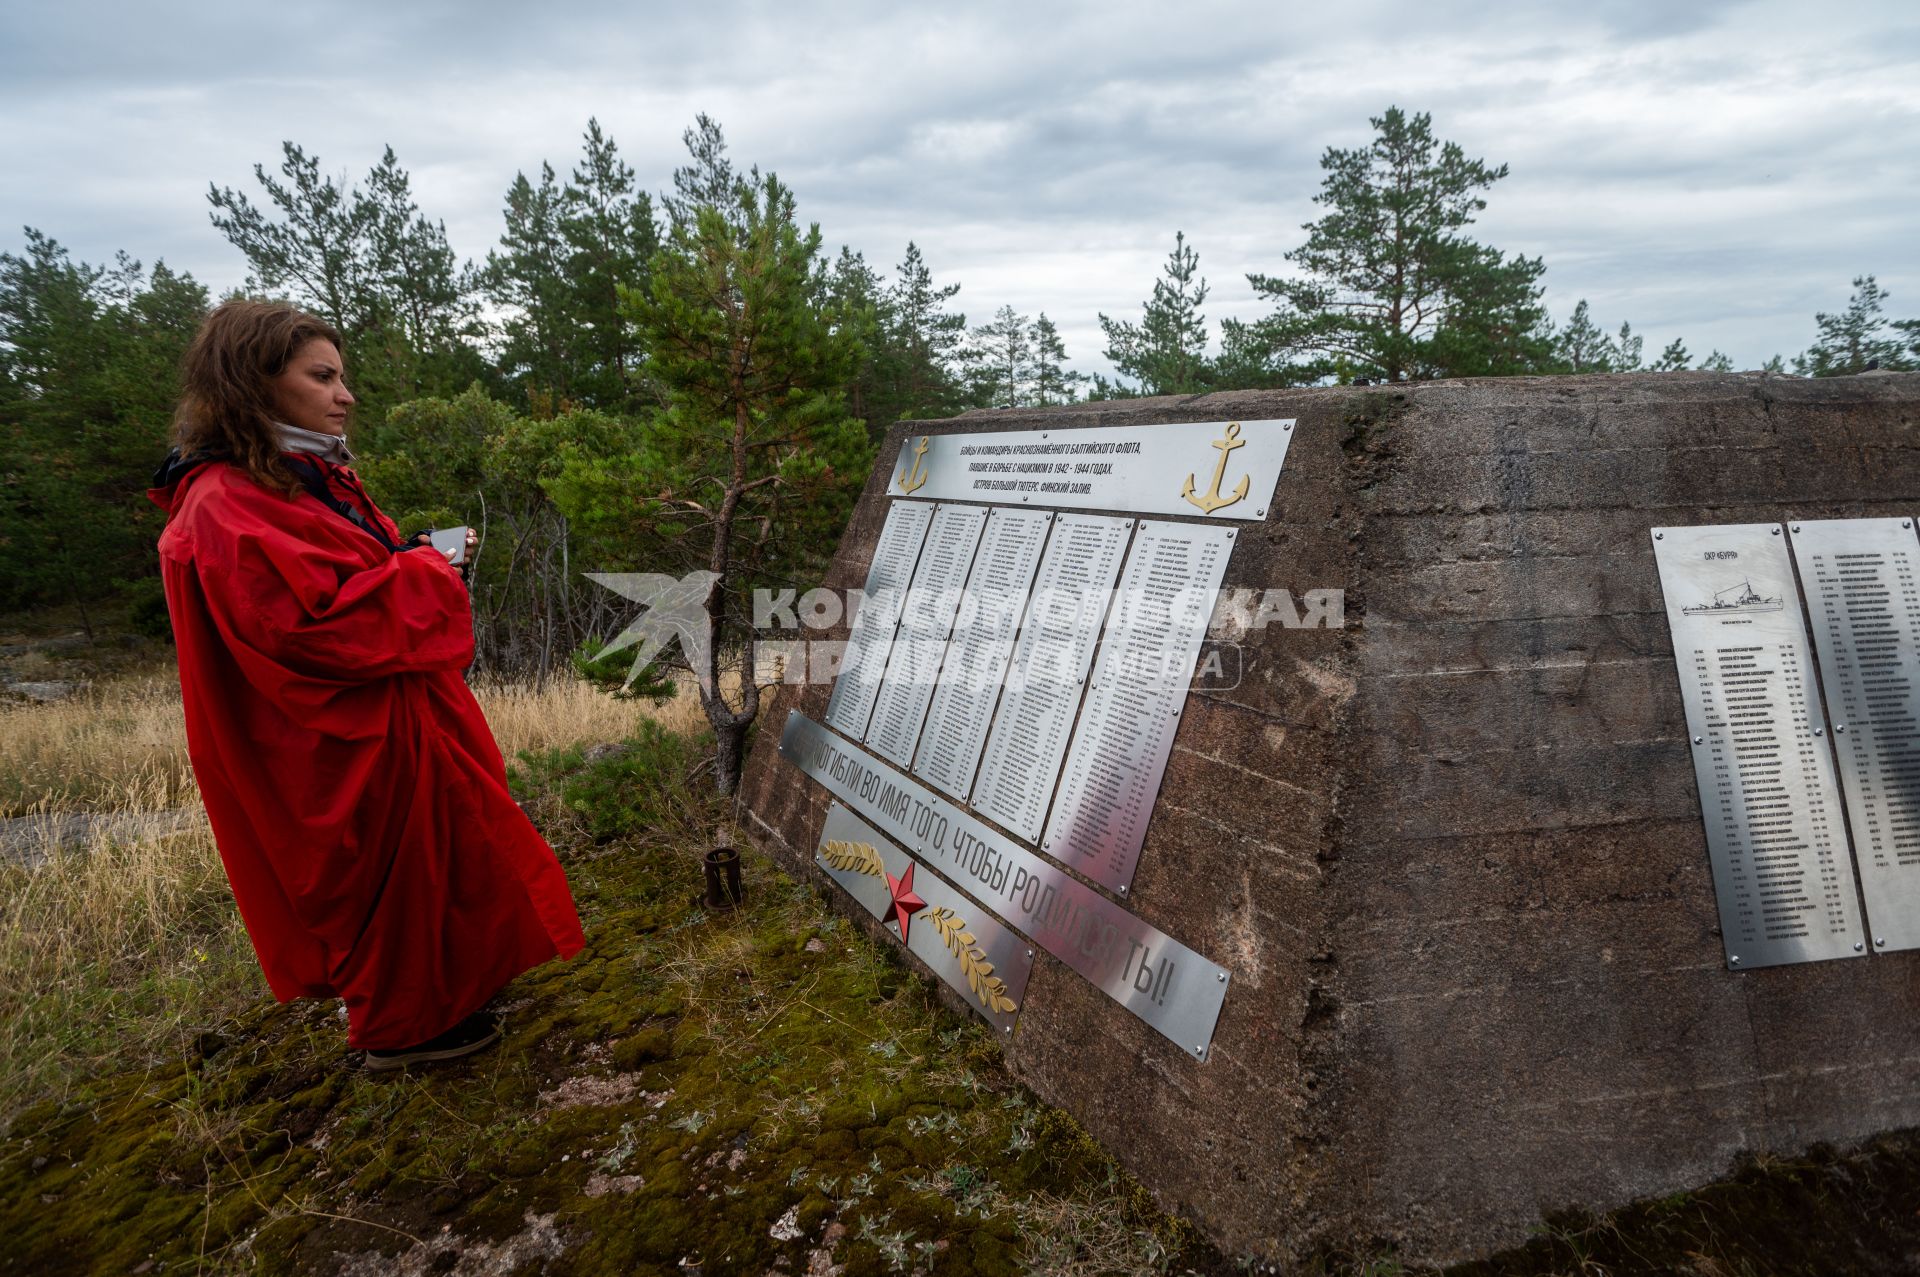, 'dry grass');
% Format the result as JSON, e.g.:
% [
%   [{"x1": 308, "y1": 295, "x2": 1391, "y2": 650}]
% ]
[
  {"x1": 0, "y1": 778, "x2": 250, "y2": 1120},
  {"x1": 0, "y1": 674, "x2": 197, "y2": 816},
  {"x1": 0, "y1": 665, "x2": 697, "y2": 1127},
  {"x1": 472, "y1": 673, "x2": 709, "y2": 760}
]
